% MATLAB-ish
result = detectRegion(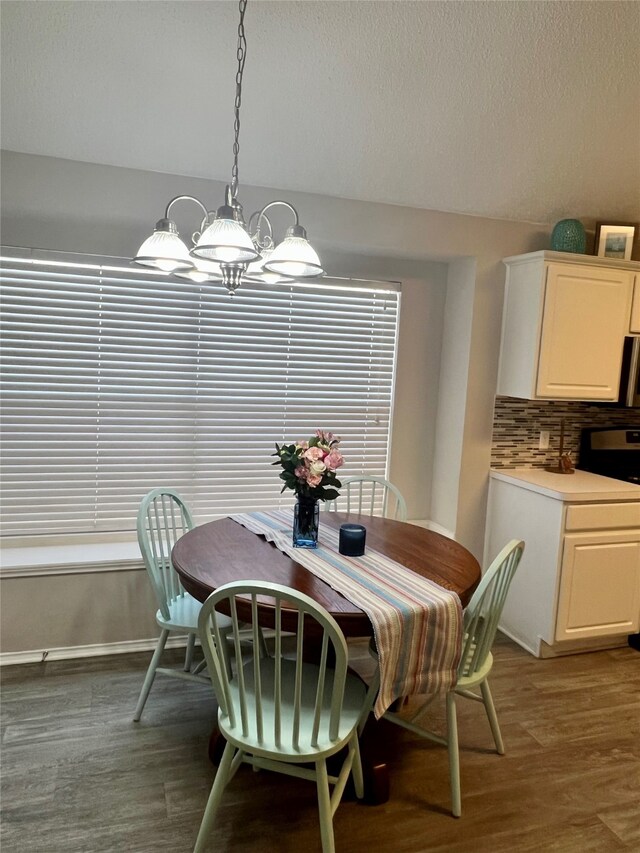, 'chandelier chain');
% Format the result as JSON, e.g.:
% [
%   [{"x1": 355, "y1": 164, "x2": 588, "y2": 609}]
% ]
[{"x1": 231, "y1": 0, "x2": 248, "y2": 200}]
